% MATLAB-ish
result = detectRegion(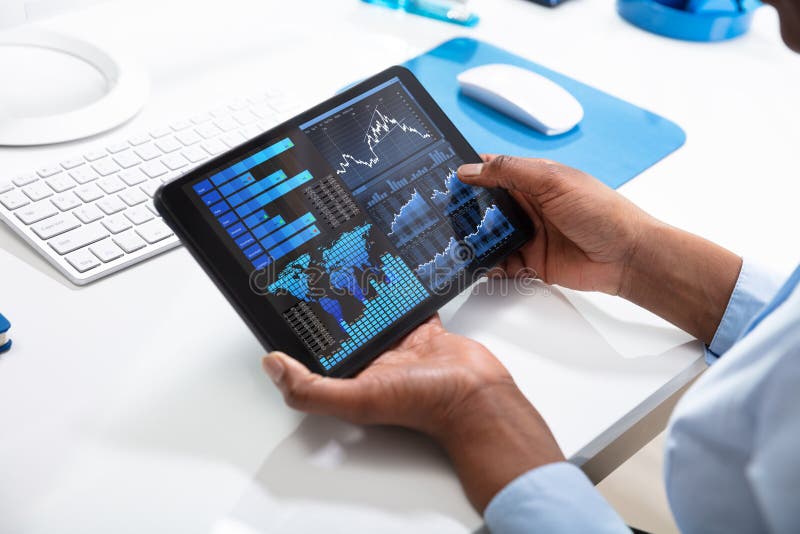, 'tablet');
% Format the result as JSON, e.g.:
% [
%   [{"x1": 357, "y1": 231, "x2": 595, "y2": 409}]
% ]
[{"x1": 155, "y1": 66, "x2": 534, "y2": 377}]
